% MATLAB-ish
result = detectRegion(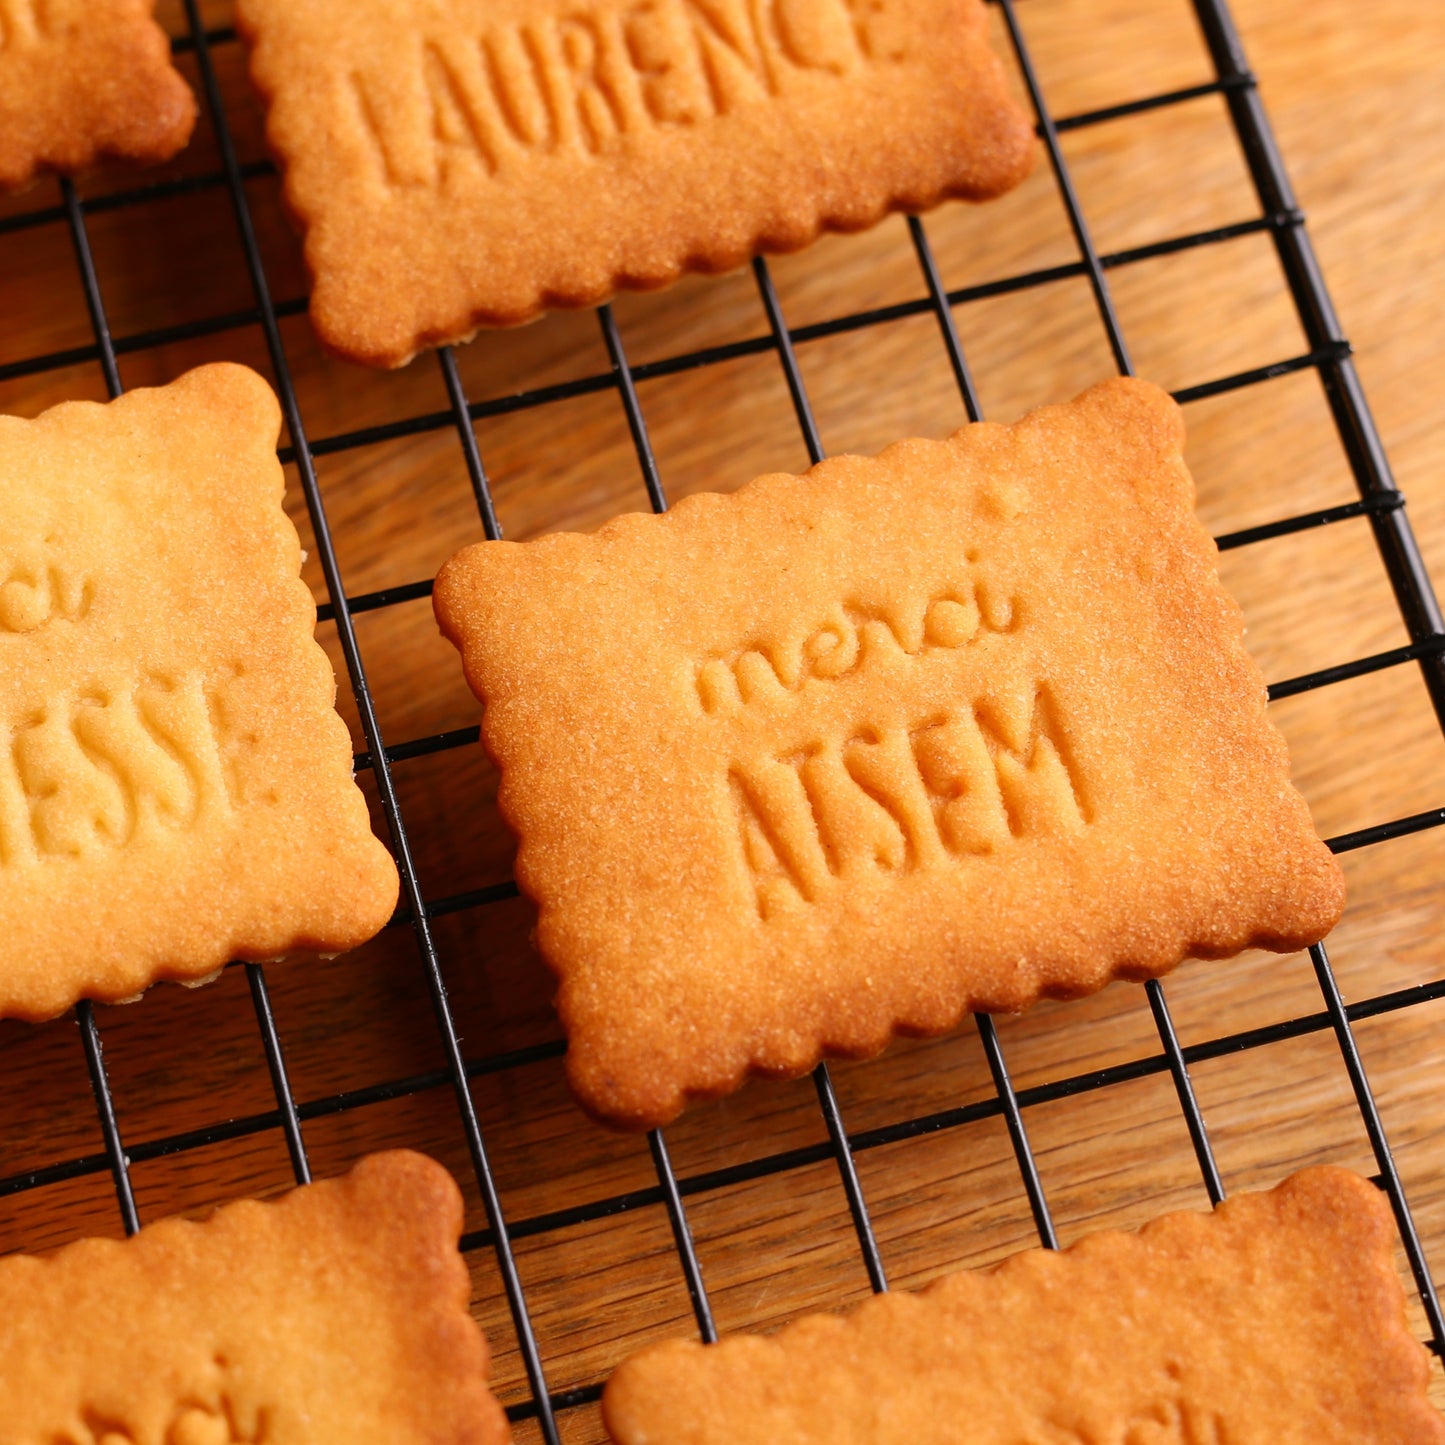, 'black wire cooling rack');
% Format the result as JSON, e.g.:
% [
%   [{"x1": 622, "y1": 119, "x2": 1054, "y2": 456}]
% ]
[{"x1": 3, "y1": 0, "x2": 1445, "y2": 1437}]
